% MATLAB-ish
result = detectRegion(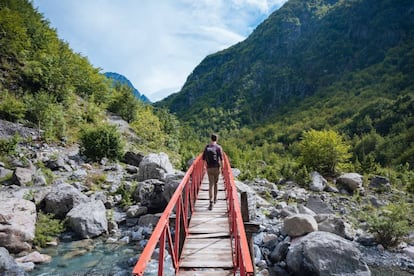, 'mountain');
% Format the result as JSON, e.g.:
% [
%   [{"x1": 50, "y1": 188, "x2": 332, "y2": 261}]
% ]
[
  {"x1": 158, "y1": 0, "x2": 414, "y2": 130},
  {"x1": 104, "y1": 72, "x2": 151, "y2": 103}
]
